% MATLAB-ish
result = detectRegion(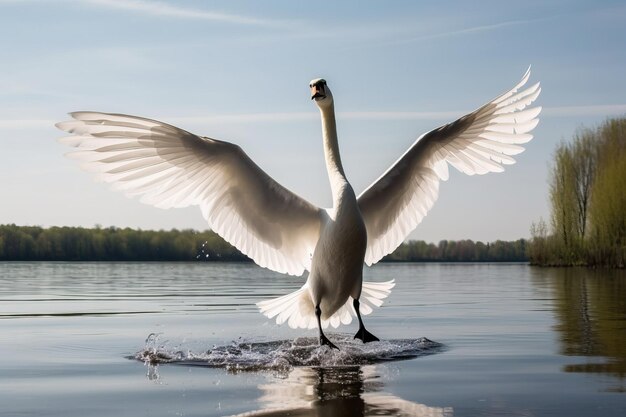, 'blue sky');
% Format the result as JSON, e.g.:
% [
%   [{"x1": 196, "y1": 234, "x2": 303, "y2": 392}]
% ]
[{"x1": 1, "y1": 0, "x2": 625, "y2": 243}]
